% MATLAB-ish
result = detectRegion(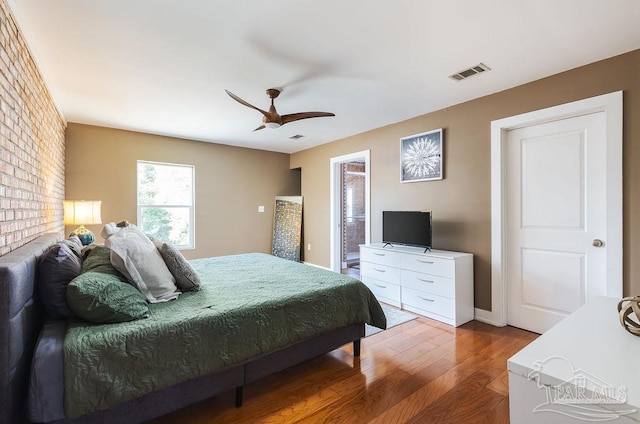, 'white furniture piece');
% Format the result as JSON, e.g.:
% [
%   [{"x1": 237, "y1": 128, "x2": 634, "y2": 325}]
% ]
[
  {"x1": 359, "y1": 243, "x2": 474, "y2": 327},
  {"x1": 508, "y1": 296, "x2": 640, "y2": 423}
]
